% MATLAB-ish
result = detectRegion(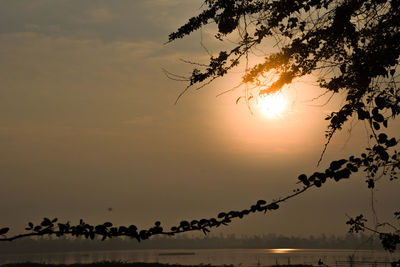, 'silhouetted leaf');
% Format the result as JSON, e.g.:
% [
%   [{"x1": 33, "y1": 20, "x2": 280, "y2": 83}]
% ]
[
  {"x1": 386, "y1": 138, "x2": 397, "y2": 147},
  {"x1": 267, "y1": 203, "x2": 279, "y2": 210},
  {"x1": 378, "y1": 133, "x2": 388, "y2": 144},
  {"x1": 330, "y1": 159, "x2": 347, "y2": 171},
  {"x1": 333, "y1": 168, "x2": 351, "y2": 181},
  {"x1": 217, "y1": 212, "x2": 226, "y2": 218},
  {"x1": 346, "y1": 163, "x2": 358, "y2": 173},
  {"x1": 180, "y1": 220, "x2": 190, "y2": 229},
  {"x1": 236, "y1": 96, "x2": 241, "y2": 104},
  {"x1": 41, "y1": 218, "x2": 51, "y2": 227},
  {"x1": 257, "y1": 200, "x2": 266, "y2": 206},
  {"x1": 373, "y1": 113, "x2": 385, "y2": 123},
  {"x1": 373, "y1": 122, "x2": 380, "y2": 130},
  {"x1": 0, "y1": 228, "x2": 9, "y2": 235},
  {"x1": 381, "y1": 151, "x2": 389, "y2": 161},
  {"x1": 375, "y1": 97, "x2": 386, "y2": 110},
  {"x1": 367, "y1": 179, "x2": 375, "y2": 189},
  {"x1": 202, "y1": 228, "x2": 210, "y2": 235},
  {"x1": 340, "y1": 64, "x2": 346, "y2": 73},
  {"x1": 357, "y1": 109, "x2": 369, "y2": 120},
  {"x1": 298, "y1": 174, "x2": 307, "y2": 181},
  {"x1": 298, "y1": 174, "x2": 309, "y2": 185}
]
